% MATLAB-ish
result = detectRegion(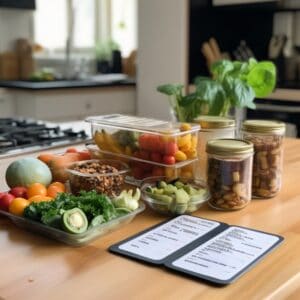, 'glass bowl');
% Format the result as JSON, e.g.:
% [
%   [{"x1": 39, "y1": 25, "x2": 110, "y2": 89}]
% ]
[
  {"x1": 141, "y1": 176, "x2": 210, "y2": 216},
  {"x1": 66, "y1": 159, "x2": 130, "y2": 197}
]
